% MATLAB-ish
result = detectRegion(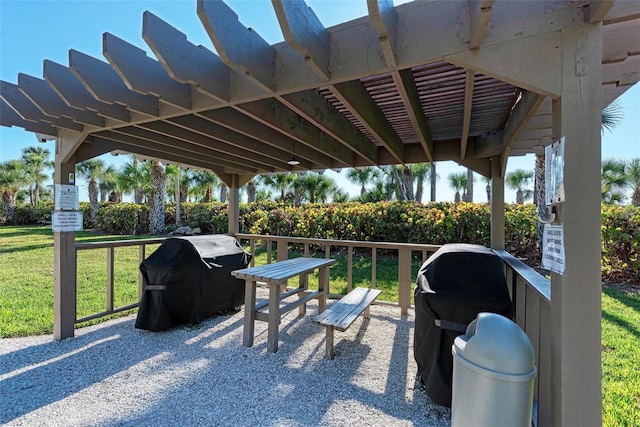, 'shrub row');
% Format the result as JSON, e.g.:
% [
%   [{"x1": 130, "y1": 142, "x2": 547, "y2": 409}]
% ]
[{"x1": 5, "y1": 201, "x2": 638, "y2": 280}]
